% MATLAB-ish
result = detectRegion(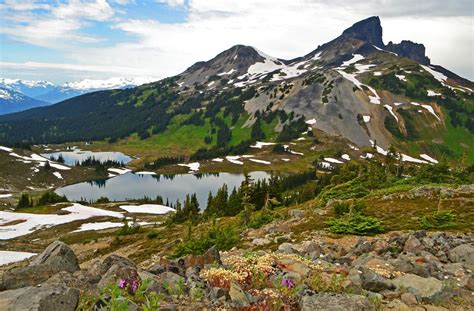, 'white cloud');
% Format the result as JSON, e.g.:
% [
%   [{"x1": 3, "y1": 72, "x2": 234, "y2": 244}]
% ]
[
  {"x1": 1, "y1": 0, "x2": 472, "y2": 81},
  {"x1": 158, "y1": 0, "x2": 186, "y2": 7}
]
